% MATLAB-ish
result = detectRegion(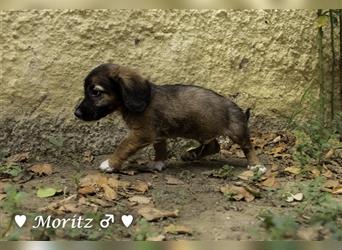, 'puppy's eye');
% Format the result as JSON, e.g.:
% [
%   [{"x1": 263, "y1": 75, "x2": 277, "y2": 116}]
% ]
[{"x1": 91, "y1": 89, "x2": 102, "y2": 97}]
